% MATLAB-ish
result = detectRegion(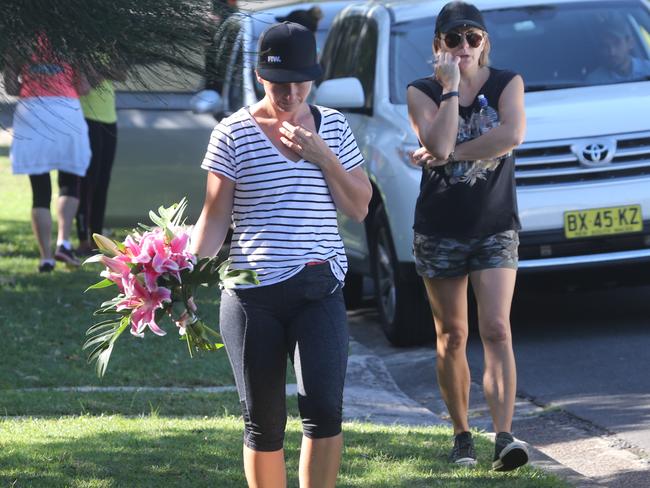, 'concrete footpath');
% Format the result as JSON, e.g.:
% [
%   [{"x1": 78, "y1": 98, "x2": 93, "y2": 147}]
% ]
[{"x1": 343, "y1": 328, "x2": 650, "y2": 487}]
